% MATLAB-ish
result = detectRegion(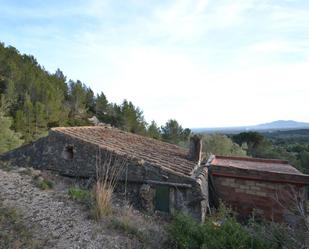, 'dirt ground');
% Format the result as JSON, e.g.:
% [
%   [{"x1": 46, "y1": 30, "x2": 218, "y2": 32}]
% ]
[{"x1": 0, "y1": 164, "x2": 167, "y2": 249}]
